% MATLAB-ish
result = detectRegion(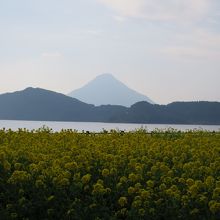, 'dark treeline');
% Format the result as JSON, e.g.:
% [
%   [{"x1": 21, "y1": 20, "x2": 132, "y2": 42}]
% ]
[{"x1": 0, "y1": 87, "x2": 219, "y2": 125}]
